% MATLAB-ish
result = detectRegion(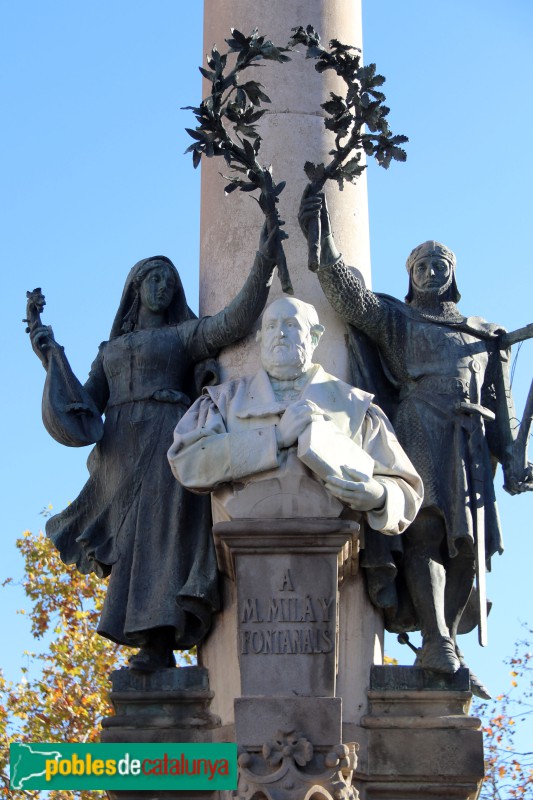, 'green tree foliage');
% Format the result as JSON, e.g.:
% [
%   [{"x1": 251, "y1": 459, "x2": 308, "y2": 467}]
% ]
[
  {"x1": 475, "y1": 628, "x2": 533, "y2": 799},
  {"x1": 1, "y1": 528, "x2": 126, "y2": 799}
]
